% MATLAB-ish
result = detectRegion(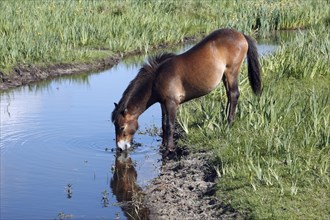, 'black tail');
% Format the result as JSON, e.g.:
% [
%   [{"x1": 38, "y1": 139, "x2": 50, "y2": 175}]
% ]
[{"x1": 244, "y1": 35, "x2": 262, "y2": 95}]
